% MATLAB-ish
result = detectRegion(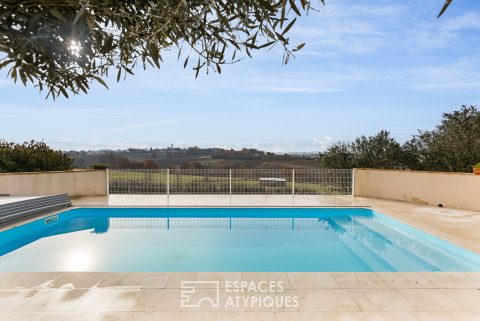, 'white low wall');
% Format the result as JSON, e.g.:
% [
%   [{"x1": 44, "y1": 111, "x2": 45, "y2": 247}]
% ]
[
  {"x1": 0, "y1": 170, "x2": 108, "y2": 198},
  {"x1": 354, "y1": 168, "x2": 480, "y2": 212}
]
